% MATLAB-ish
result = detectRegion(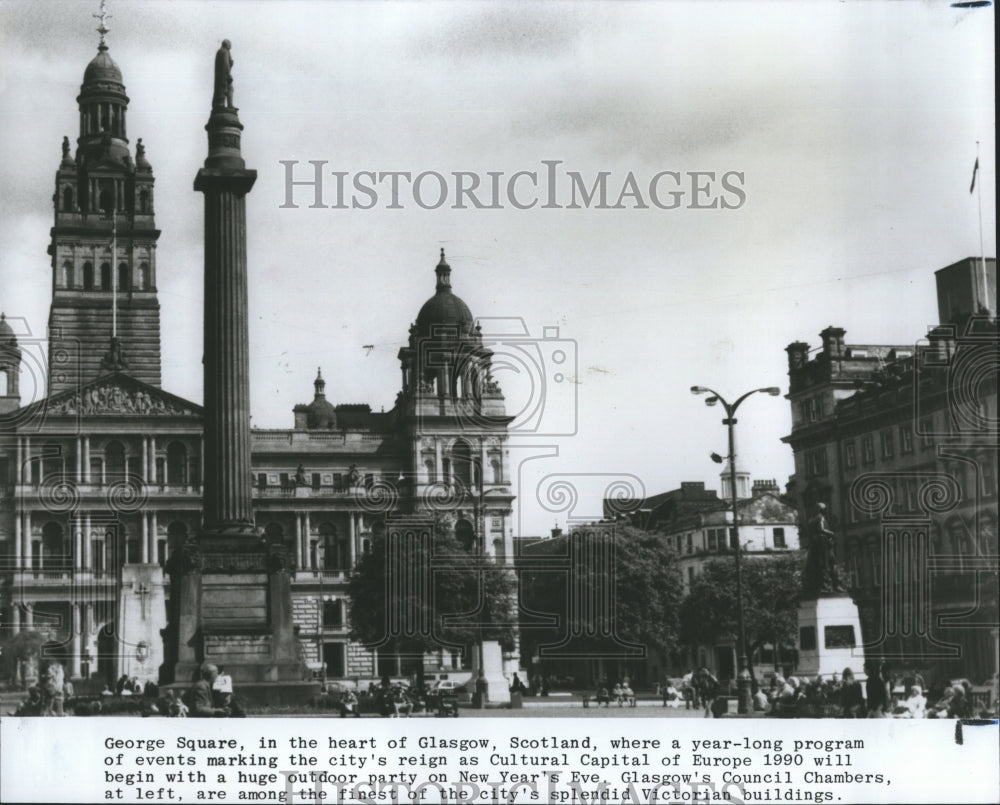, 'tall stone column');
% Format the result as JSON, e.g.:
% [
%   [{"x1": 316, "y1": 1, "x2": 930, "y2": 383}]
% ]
[
  {"x1": 195, "y1": 99, "x2": 256, "y2": 538},
  {"x1": 167, "y1": 42, "x2": 308, "y2": 697}
]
